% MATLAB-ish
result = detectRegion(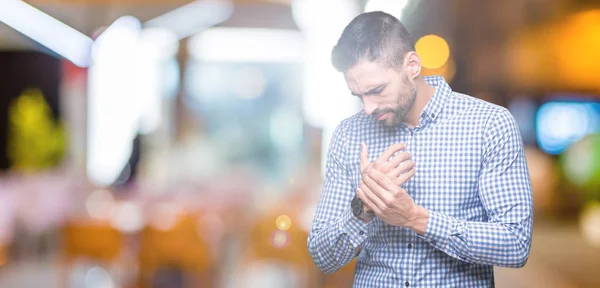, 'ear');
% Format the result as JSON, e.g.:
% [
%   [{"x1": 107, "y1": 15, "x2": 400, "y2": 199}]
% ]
[{"x1": 404, "y1": 51, "x2": 421, "y2": 79}]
